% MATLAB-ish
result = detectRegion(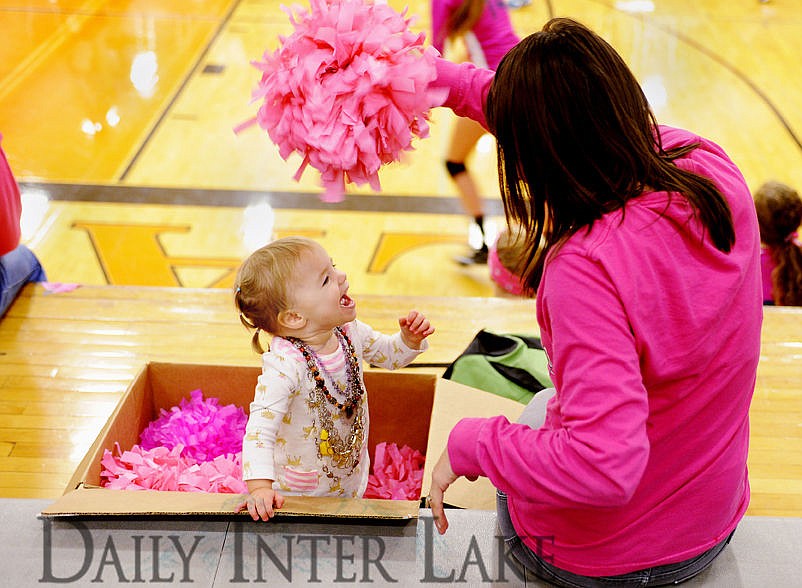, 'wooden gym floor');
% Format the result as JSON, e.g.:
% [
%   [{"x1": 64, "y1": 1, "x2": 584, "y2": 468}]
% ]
[
  {"x1": 1, "y1": 1, "x2": 801, "y2": 512},
  {"x1": 5, "y1": 0, "x2": 802, "y2": 295}
]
